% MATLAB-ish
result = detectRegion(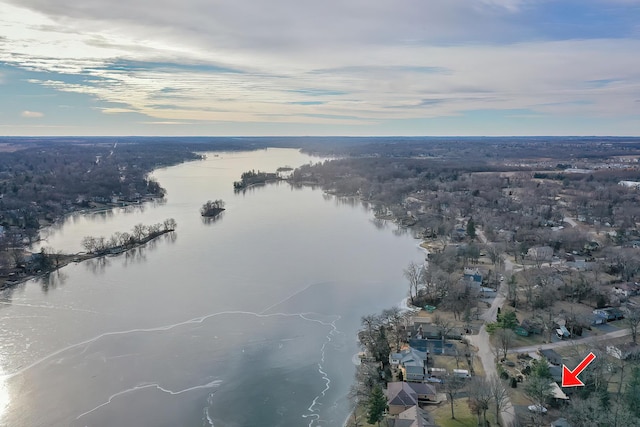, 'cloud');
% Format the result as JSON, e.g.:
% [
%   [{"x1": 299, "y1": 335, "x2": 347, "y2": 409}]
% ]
[
  {"x1": 21, "y1": 110, "x2": 43, "y2": 118},
  {"x1": 0, "y1": 0, "x2": 639, "y2": 134}
]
